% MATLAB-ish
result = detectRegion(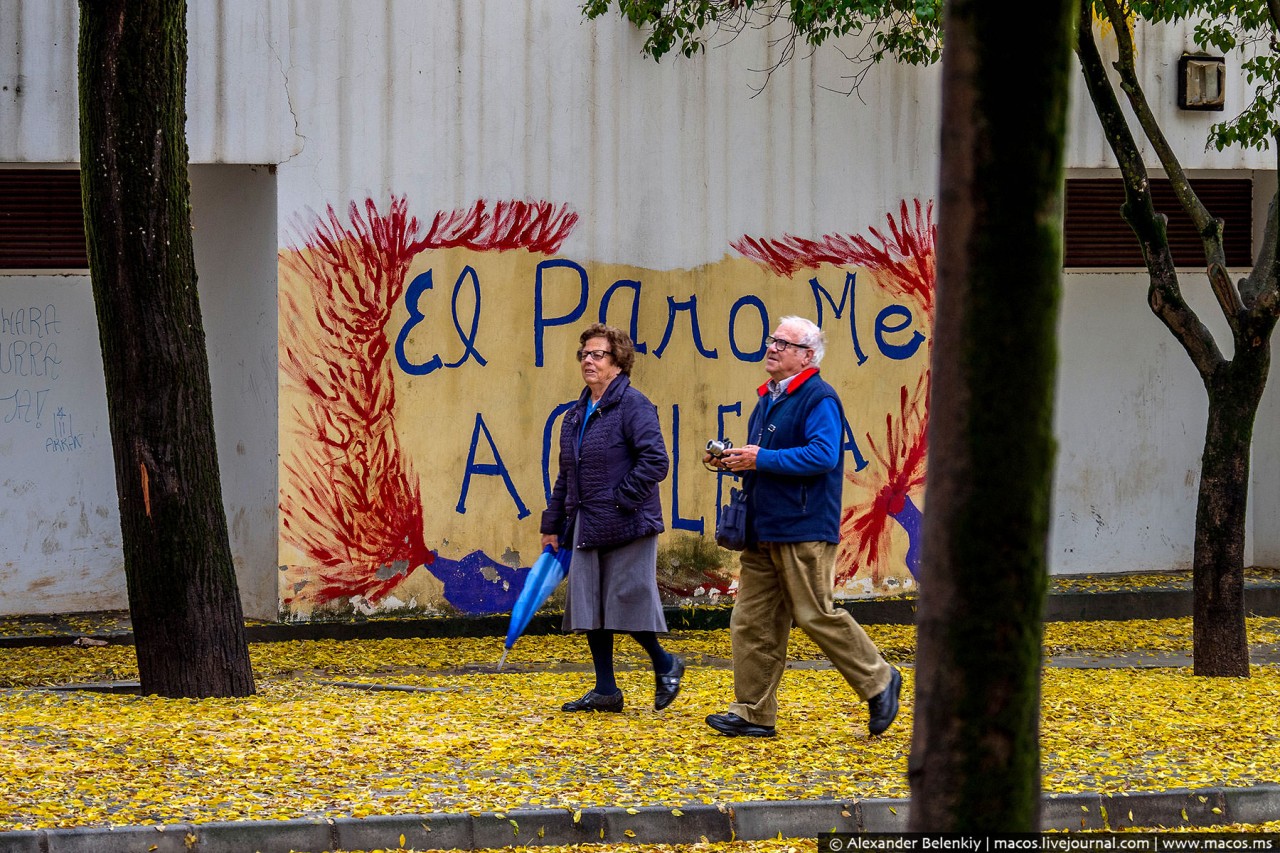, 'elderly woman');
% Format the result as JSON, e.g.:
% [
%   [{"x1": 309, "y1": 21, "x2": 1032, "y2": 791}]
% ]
[{"x1": 541, "y1": 323, "x2": 685, "y2": 713}]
